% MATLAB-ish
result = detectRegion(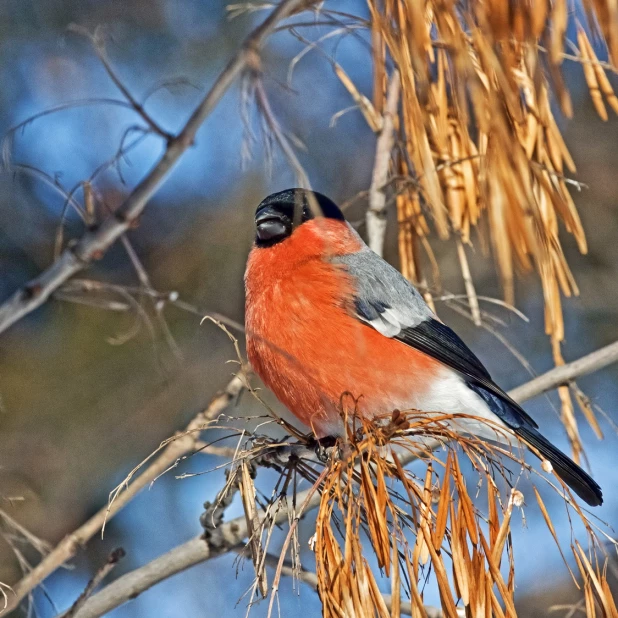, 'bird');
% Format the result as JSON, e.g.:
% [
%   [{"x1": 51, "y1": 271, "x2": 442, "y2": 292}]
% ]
[{"x1": 244, "y1": 188, "x2": 603, "y2": 507}]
